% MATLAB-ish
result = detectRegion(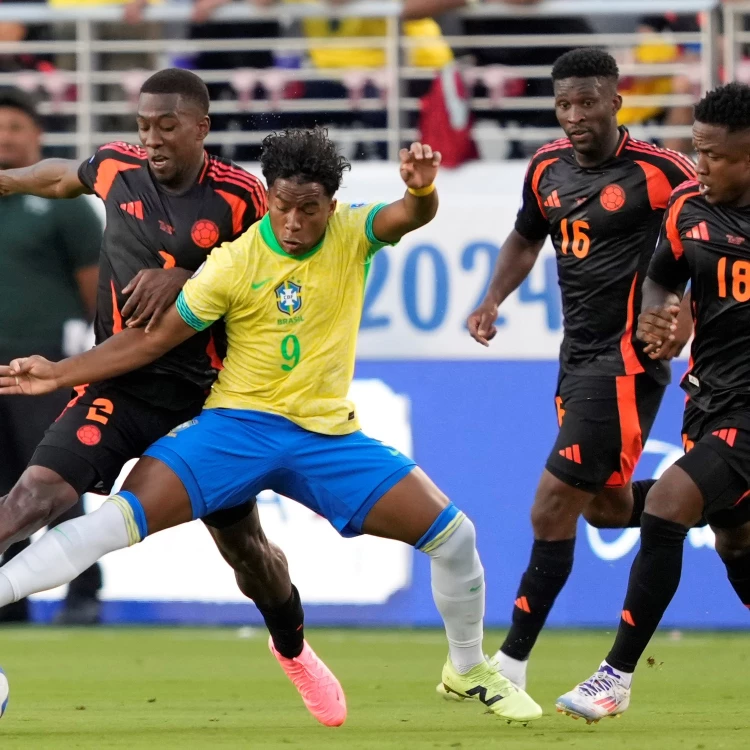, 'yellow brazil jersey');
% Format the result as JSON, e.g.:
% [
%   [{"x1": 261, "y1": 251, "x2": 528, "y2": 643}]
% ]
[{"x1": 176, "y1": 203, "x2": 389, "y2": 436}]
